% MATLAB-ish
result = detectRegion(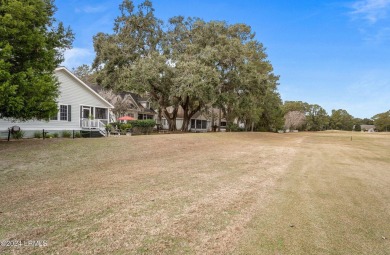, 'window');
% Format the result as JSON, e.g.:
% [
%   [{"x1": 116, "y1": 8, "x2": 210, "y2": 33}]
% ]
[
  {"x1": 60, "y1": 105, "x2": 68, "y2": 121},
  {"x1": 138, "y1": 114, "x2": 154, "y2": 120},
  {"x1": 220, "y1": 121, "x2": 227, "y2": 127},
  {"x1": 192, "y1": 119, "x2": 207, "y2": 129},
  {"x1": 196, "y1": 120, "x2": 202, "y2": 129},
  {"x1": 95, "y1": 108, "x2": 107, "y2": 119},
  {"x1": 51, "y1": 104, "x2": 70, "y2": 121},
  {"x1": 201, "y1": 120, "x2": 207, "y2": 129}
]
